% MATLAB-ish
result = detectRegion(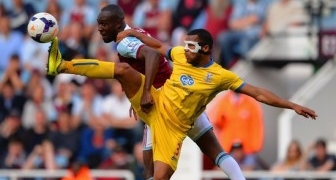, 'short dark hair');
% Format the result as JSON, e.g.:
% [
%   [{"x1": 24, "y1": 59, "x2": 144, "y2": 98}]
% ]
[
  {"x1": 315, "y1": 138, "x2": 327, "y2": 148},
  {"x1": 101, "y1": 4, "x2": 125, "y2": 20},
  {"x1": 187, "y1": 29, "x2": 213, "y2": 50},
  {"x1": 10, "y1": 54, "x2": 20, "y2": 61}
]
